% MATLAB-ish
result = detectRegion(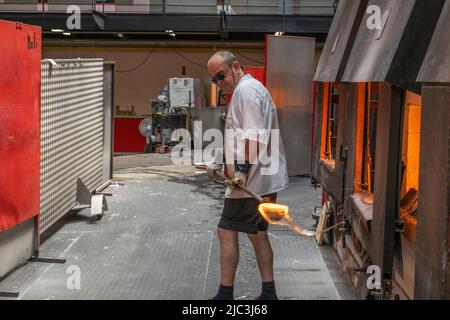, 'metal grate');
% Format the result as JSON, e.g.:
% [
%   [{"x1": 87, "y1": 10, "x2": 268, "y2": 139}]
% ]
[{"x1": 40, "y1": 59, "x2": 104, "y2": 233}]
